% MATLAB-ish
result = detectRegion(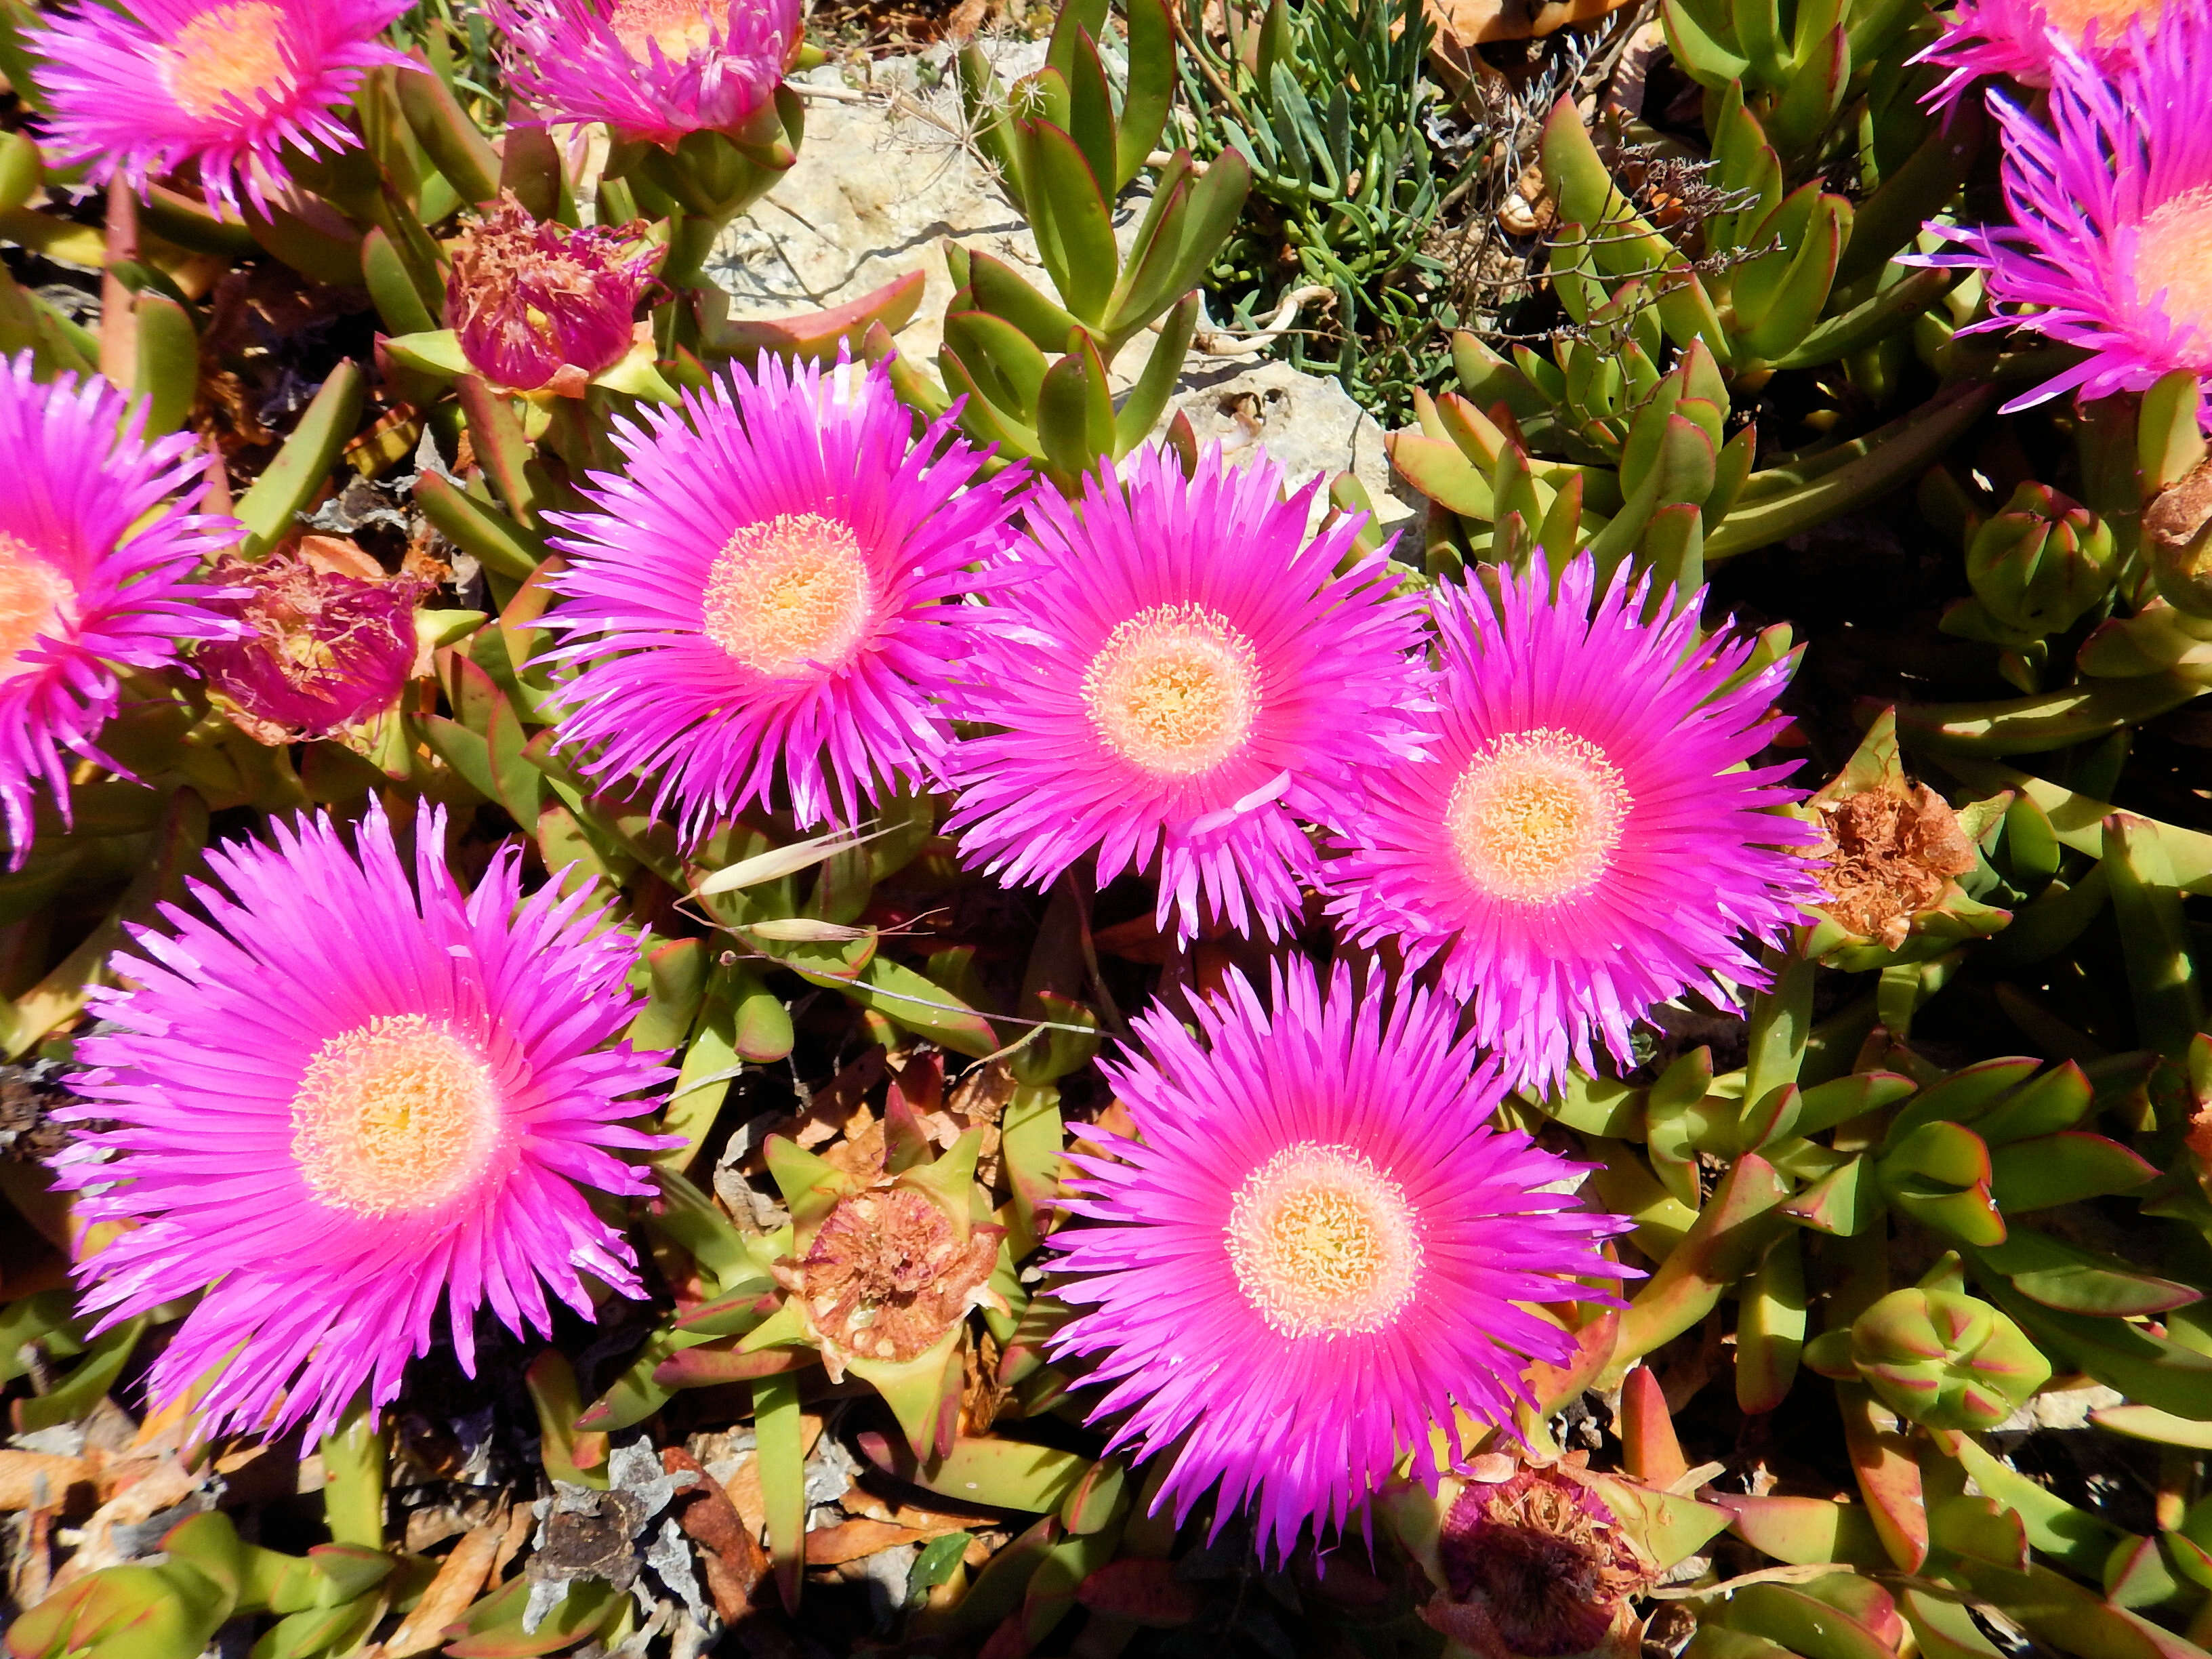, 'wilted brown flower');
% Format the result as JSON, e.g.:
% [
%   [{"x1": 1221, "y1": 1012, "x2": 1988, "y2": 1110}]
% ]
[
  {"x1": 197, "y1": 539, "x2": 424, "y2": 743},
  {"x1": 1424, "y1": 1466, "x2": 1649, "y2": 1659},
  {"x1": 1813, "y1": 783, "x2": 1978, "y2": 950},
  {"x1": 773, "y1": 1183, "x2": 1003, "y2": 1379},
  {"x1": 445, "y1": 193, "x2": 659, "y2": 396}
]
